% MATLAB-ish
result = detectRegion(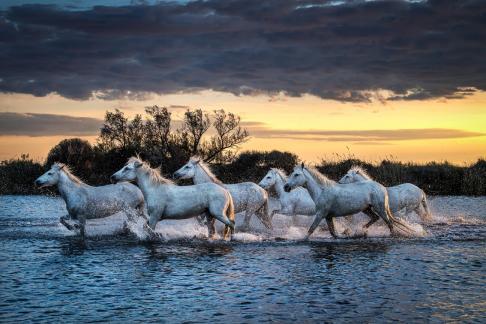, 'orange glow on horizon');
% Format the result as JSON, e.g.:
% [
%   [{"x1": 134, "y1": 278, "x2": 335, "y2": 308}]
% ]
[{"x1": 0, "y1": 91, "x2": 485, "y2": 164}]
